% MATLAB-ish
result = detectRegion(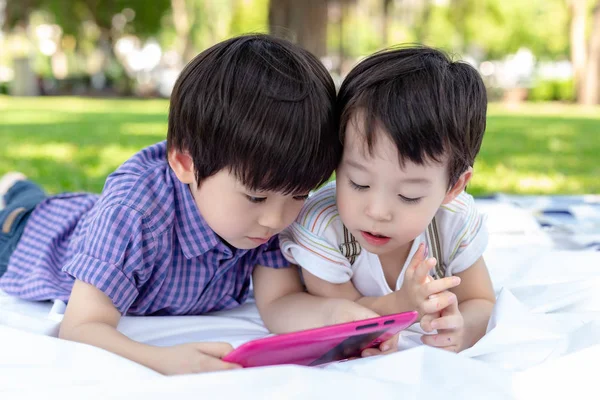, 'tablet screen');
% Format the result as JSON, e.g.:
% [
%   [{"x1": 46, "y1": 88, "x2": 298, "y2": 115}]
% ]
[{"x1": 309, "y1": 329, "x2": 386, "y2": 366}]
